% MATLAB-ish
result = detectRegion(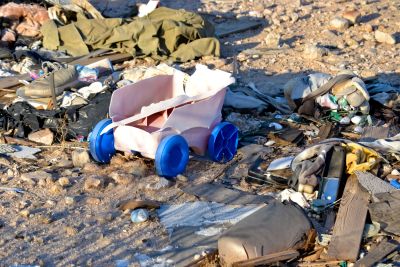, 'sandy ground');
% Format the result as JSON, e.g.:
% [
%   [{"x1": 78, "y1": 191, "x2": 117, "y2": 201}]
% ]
[{"x1": 1, "y1": 0, "x2": 400, "y2": 266}]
